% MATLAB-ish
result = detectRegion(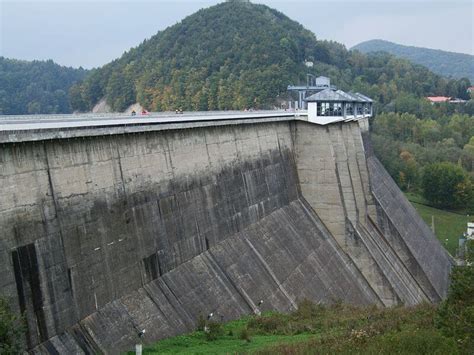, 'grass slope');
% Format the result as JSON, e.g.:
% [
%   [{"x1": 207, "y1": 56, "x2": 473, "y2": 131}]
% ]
[
  {"x1": 134, "y1": 302, "x2": 458, "y2": 354},
  {"x1": 405, "y1": 192, "x2": 470, "y2": 255}
]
